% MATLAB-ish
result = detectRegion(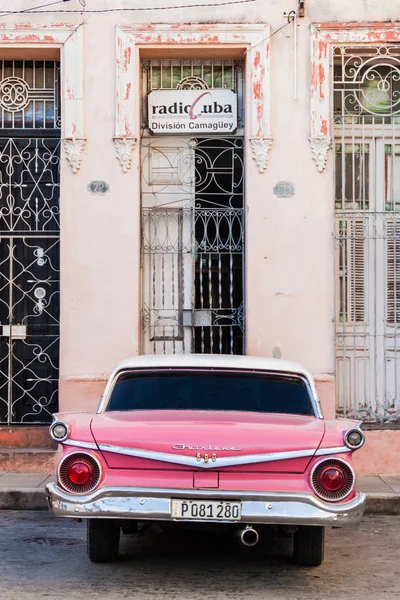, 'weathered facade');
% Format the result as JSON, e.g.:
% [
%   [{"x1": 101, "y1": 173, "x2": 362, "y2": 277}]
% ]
[{"x1": 1, "y1": 0, "x2": 400, "y2": 474}]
